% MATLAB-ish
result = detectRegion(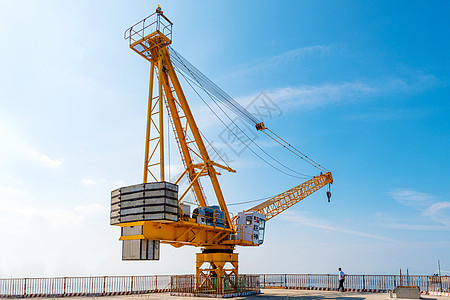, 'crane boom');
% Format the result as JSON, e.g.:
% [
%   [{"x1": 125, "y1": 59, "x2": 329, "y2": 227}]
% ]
[{"x1": 246, "y1": 172, "x2": 333, "y2": 221}]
